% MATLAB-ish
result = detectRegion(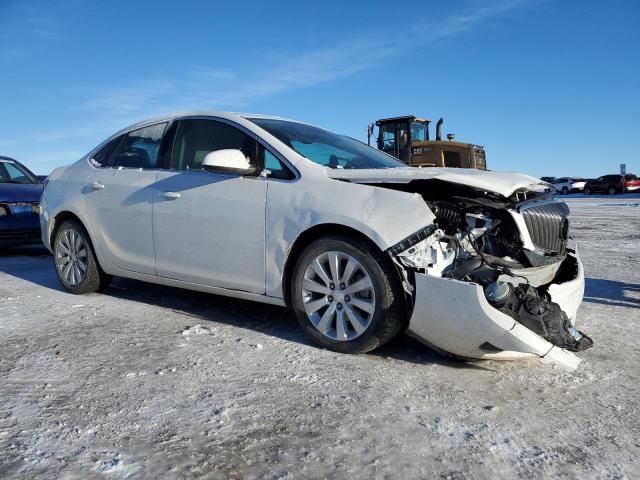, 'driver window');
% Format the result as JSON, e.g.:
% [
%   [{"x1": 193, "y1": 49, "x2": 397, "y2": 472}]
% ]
[{"x1": 171, "y1": 119, "x2": 258, "y2": 171}]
